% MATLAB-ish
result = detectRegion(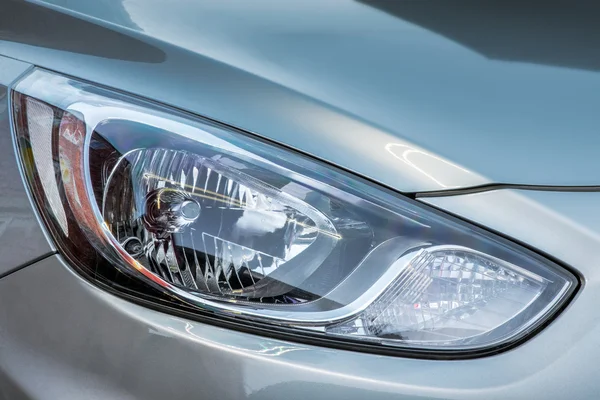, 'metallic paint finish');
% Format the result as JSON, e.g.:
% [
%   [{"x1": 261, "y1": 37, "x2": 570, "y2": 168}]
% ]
[
  {"x1": 2, "y1": 1, "x2": 600, "y2": 192},
  {"x1": 420, "y1": 190, "x2": 600, "y2": 272},
  {"x1": 1, "y1": 2, "x2": 598, "y2": 399},
  {"x1": 0, "y1": 221, "x2": 596, "y2": 400},
  {"x1": 0, "y1": 55, "x2": 53, "y2": 276},
  {"x1": 0, "y1": 56, "x2": 30, "y2": 86}
]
